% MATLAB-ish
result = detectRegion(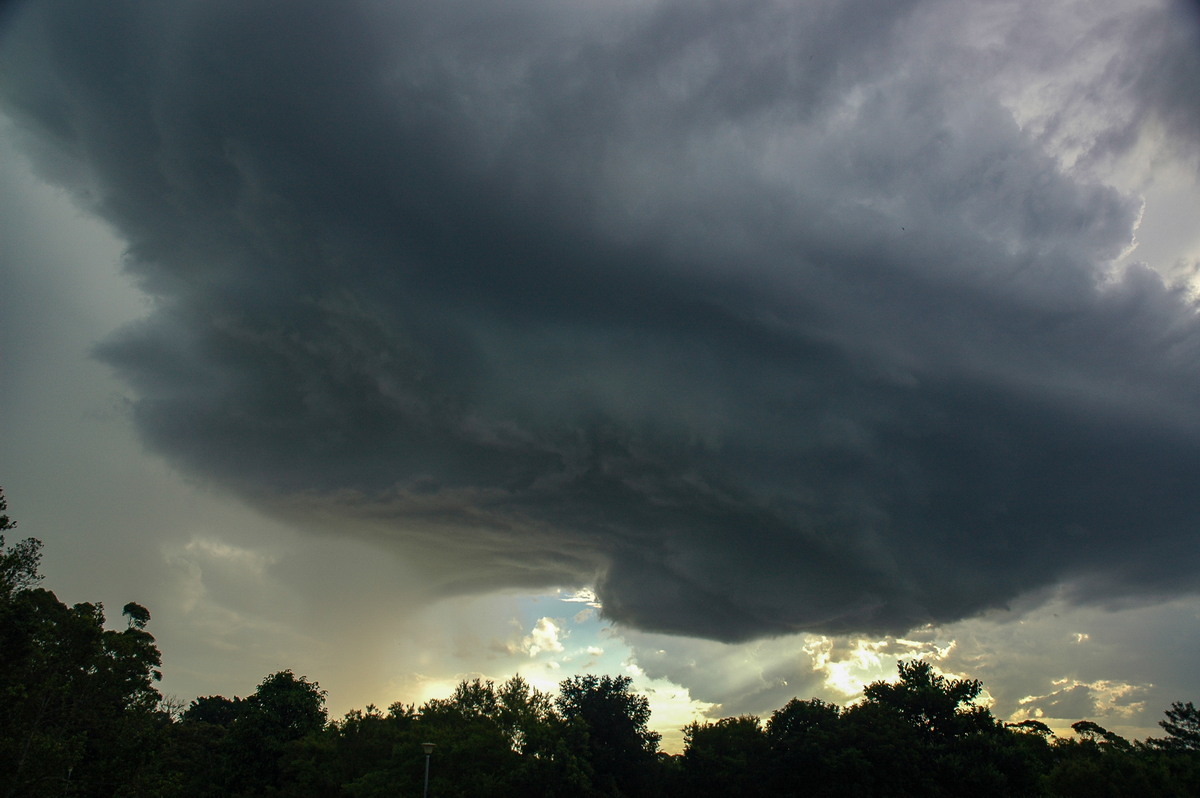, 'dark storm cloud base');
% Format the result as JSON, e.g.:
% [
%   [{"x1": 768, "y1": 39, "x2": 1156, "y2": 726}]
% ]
[{"x1": 3, "y1": 0, "x2": 1199, "y2": 640}]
